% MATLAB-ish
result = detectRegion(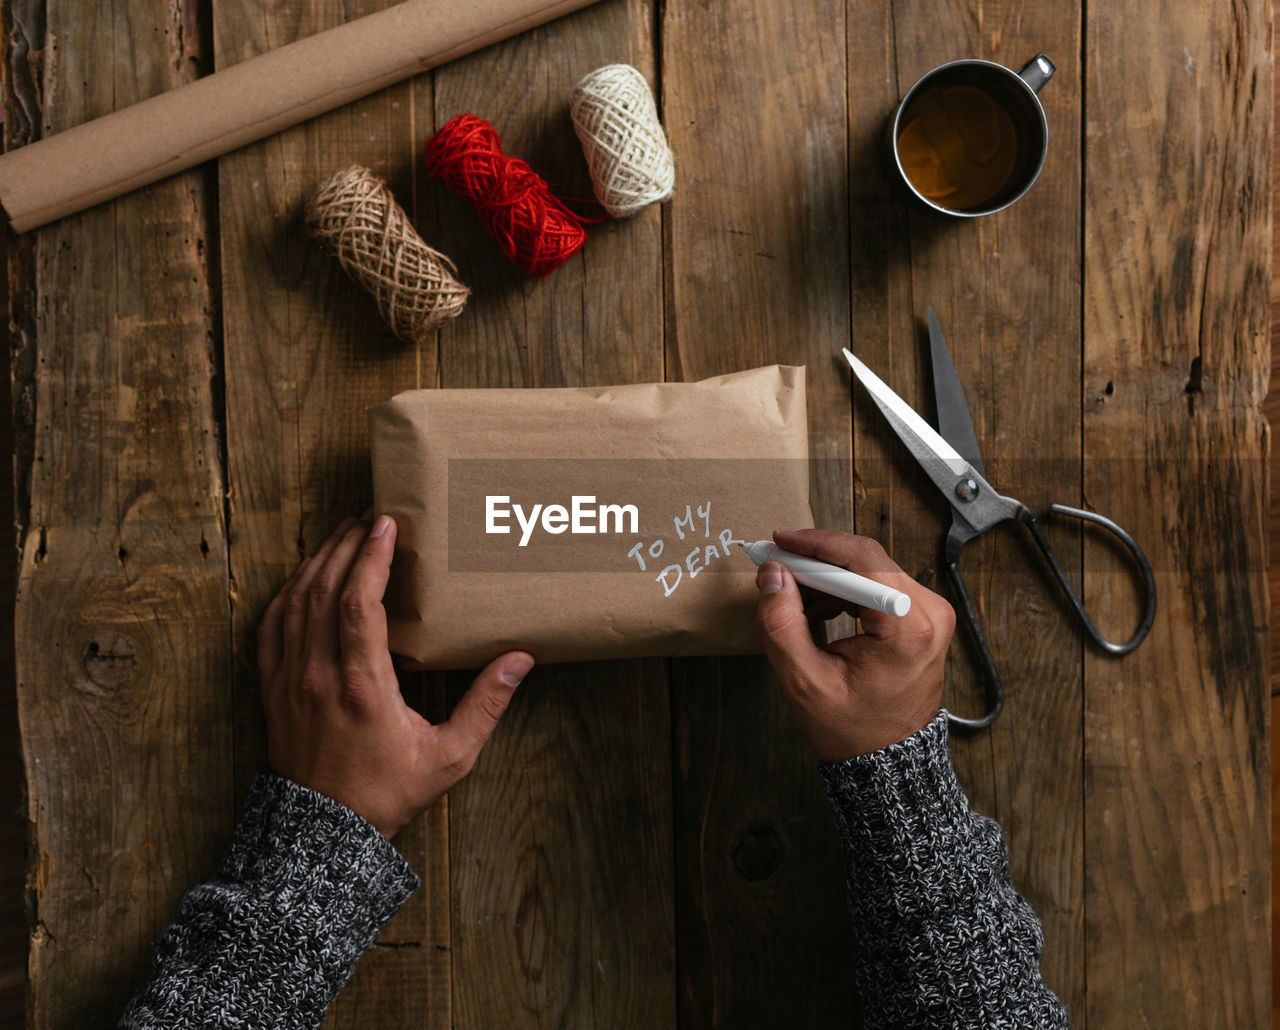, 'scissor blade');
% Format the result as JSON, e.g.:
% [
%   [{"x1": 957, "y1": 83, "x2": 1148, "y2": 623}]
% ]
[
  {"x1": 844, "y1": 346, "x2": 1023, "y2": 539},
  {"x1": 843, "y1": 347, "x2": 969, "y2": 477},
  {"x1": 927, "y1": 307, "x2": 985, "y2": 479}
]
